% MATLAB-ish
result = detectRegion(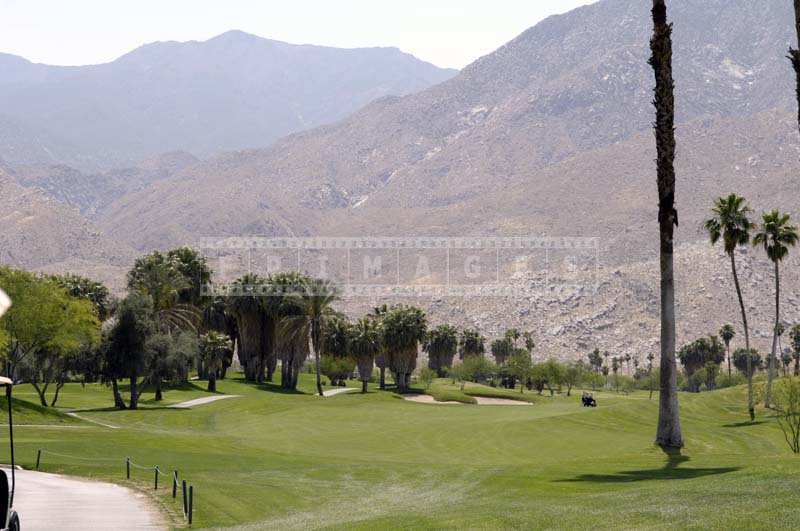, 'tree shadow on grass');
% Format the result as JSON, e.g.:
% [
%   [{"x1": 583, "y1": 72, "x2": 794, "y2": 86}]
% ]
[
  {"x1": 231, "y1": 377, "x2": 307, "y2": 396},
  {"x1": 557, "y1": 447, "x2": 740, "y2": 483},
  {"x1": 722, "y1": 420, "x2": 767, "y2": 428}
]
